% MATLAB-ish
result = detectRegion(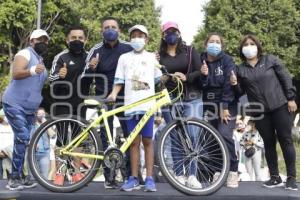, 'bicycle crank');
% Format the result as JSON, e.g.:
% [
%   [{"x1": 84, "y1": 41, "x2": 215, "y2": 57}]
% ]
[{"x1": 103, "y1": 147, "x2": 123, "y2": 169}]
